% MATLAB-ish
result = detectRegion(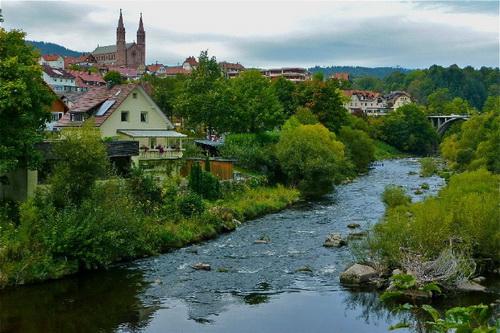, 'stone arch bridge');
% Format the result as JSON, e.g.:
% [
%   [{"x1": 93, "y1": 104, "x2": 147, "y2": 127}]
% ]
[{"x1": 427, "y1": 114, "x2": 470, "y2": 136}]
